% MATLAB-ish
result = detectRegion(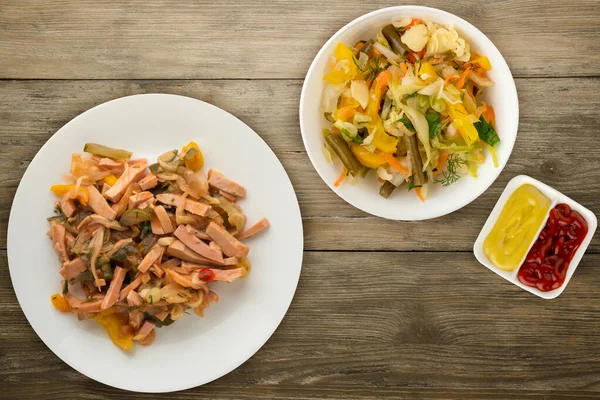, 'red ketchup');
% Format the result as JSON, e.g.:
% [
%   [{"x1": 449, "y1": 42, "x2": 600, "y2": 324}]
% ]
[{"x1": 517, "y1": 204, "x2": 588, "y2": 292}]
